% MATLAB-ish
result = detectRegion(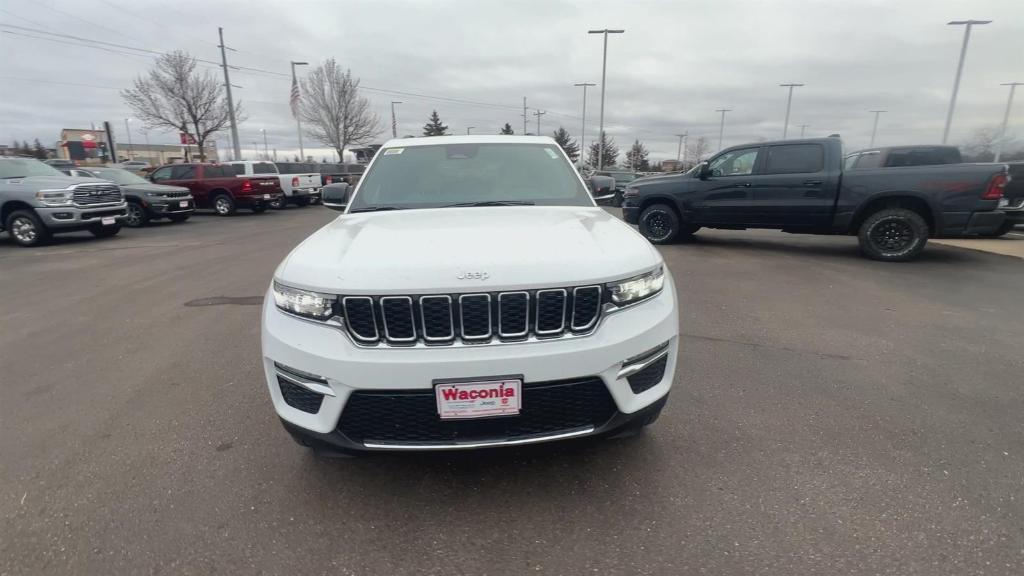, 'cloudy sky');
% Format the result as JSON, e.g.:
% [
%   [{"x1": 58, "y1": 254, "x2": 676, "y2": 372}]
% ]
[{"x1": 1, "y1": 0, "x2": 1021, "y2": 163}]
